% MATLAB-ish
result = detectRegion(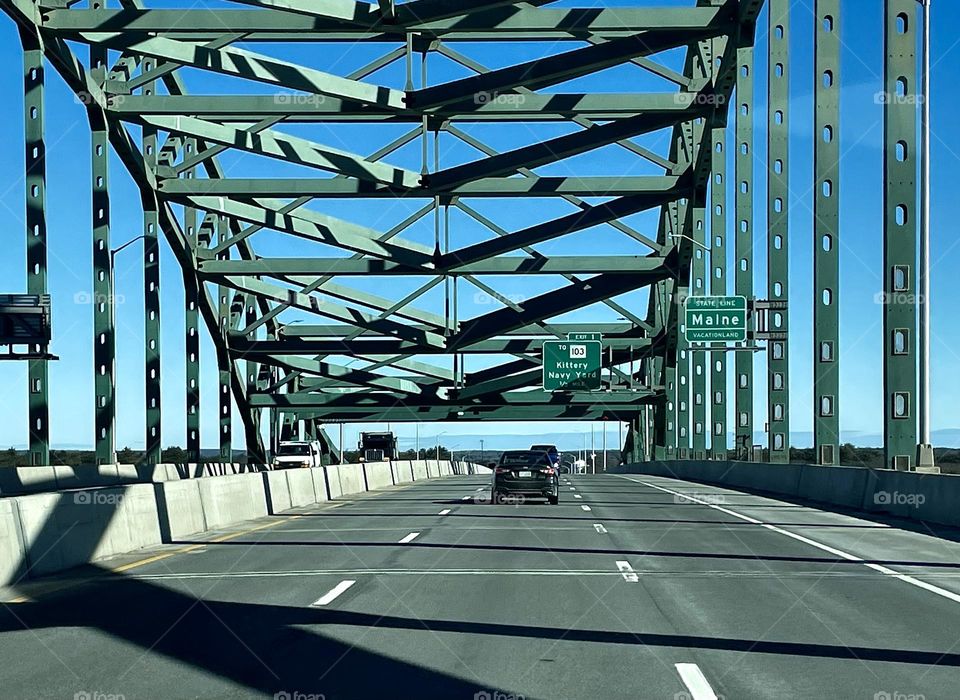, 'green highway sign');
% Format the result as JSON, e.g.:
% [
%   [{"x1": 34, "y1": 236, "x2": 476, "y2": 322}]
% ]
[
  {"x1": 684, "y1": 296, "x2": 748, "y2": 342},
  {"x1": 542, "y1": 340, "x2": 602, "y2": 391},
  {"x1": 567, "y1": 332, "x2": 603, "y2": 341}
]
